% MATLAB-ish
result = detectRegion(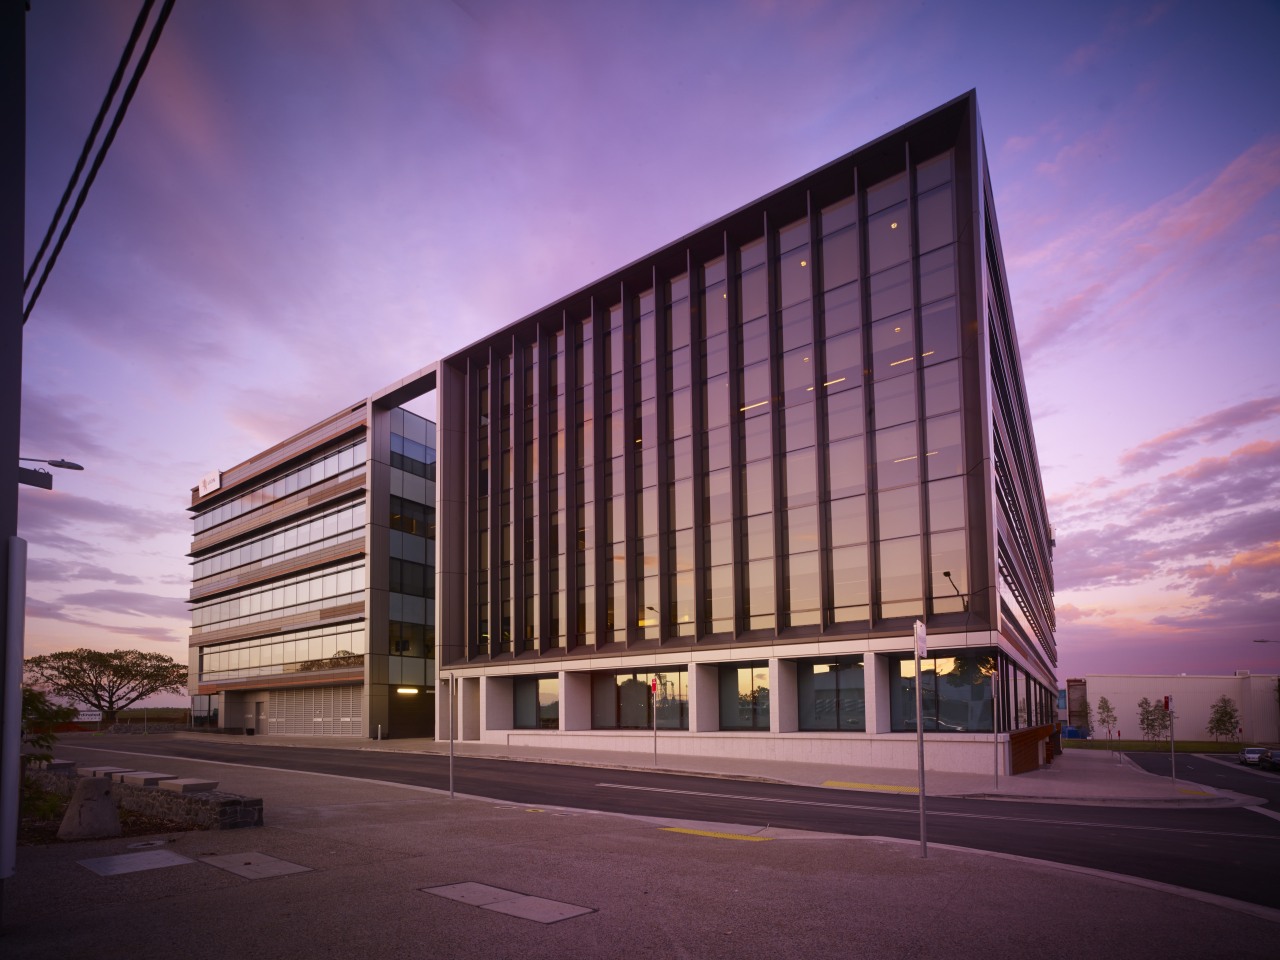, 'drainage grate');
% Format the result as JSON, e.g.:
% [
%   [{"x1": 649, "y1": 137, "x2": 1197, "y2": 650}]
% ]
[
  {"x1": 199, "y1": 852, "x2": 312, "y2": 880},
  {"x1": 422, "y1": 882, "x2": 595, "y2": 924},
  {"x1": 78, "y1": 850, "x2": 194, "y2": 876}
]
